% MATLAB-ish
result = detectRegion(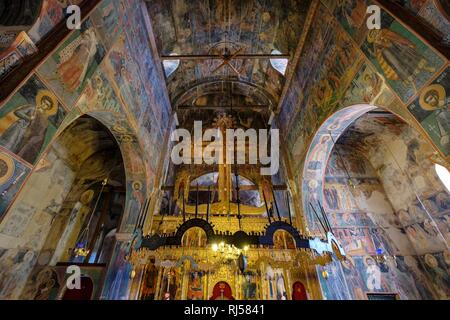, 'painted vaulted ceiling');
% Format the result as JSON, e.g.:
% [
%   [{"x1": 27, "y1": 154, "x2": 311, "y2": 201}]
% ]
[{"x1": 145, "y1": 0, "x2": 312, "y2": 113}]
